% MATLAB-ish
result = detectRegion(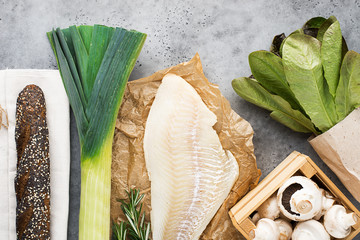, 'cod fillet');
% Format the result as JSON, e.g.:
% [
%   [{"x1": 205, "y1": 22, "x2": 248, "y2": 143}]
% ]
[{"x1": 144, "y1": 73, "x2": 239, "y2": 240}]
